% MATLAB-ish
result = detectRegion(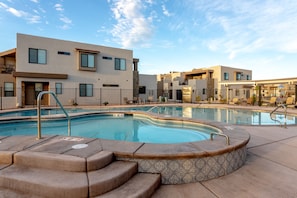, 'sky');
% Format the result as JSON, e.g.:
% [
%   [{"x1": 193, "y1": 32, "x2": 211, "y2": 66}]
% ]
[{"x1": 1, "y1": 0, "x2": 297, "y2": 80}]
